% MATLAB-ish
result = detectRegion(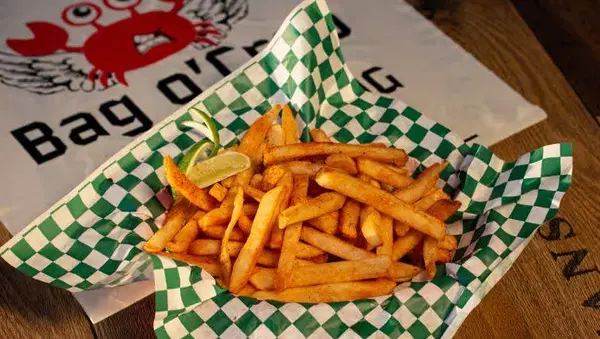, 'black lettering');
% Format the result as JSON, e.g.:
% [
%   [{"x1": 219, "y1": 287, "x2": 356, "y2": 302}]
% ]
[
  {"x1": 332, "y1": 15, "x2": 351, "y2": 39},
  {"x1": 184, "y1": 58, "x2": 201, "y2": 74},
  {"x1": 243, "y1": 39, "x2": 269, "y2": 57},
  {"x1": 539, "y1": 217, "x2": 576, "y2": 241},
  {"x1": 551, "y1": 249, "x2": 599, "y2": 280},
  {"x1": 157, "y1": 73, "x2": 202, "y2": 105},
  {"x1": 206, "y1": 46, "x2": 234, "y2": 77},
  {"x1": 362, "y1": 66, "x2": 404, "y2": 93},
  {"x1": 11, "y1": 122, "x2": 66, "y2": 164},
  {"x1": 60, "y1": 112, "x2": 108, "y2": 145},
  {"x1": 583, "y1": 290, "x2": 600, "y2": 310},
  {"x1": 99, "y1": 95, "x2": 152, "y2": 137},
  {"x1": 464, "y1": 134, "x2": 478, "y2": 143}
]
